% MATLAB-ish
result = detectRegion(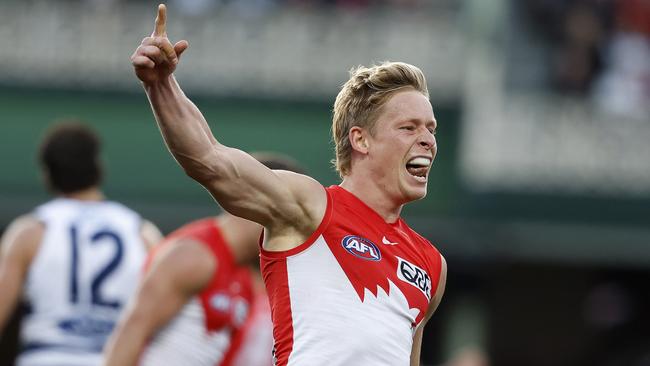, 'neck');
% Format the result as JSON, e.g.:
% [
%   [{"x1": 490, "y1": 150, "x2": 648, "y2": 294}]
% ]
[
  {"x1": 61, "y1": 187, "x2": 105, "y2": 201},
  {"x1": 339, "y1": 175, "x2": 403, "y2": 223}
]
